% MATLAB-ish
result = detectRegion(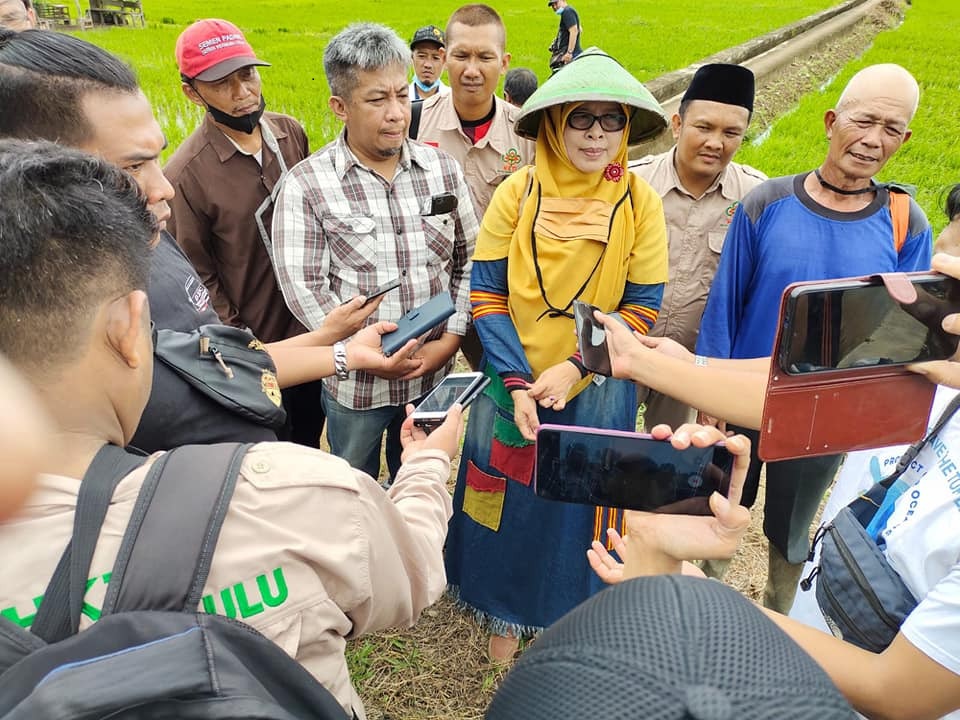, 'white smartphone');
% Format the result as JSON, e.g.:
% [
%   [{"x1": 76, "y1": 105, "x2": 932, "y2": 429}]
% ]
[{"x1": 412, "y1": 372, "x2": 490, "y2": 431}]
